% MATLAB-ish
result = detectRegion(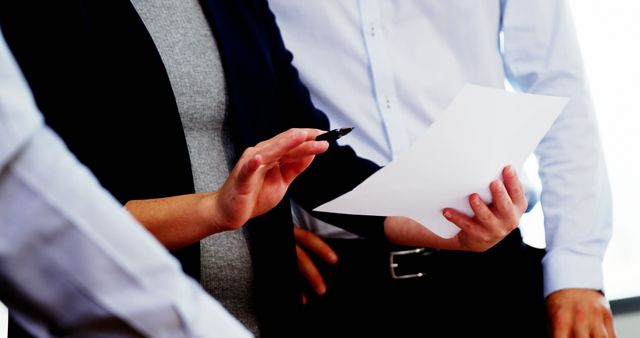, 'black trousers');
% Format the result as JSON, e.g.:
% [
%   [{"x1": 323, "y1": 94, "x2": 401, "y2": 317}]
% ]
[{"x1": 301, "y1": 229, "x2": 549, "y2": 338}]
